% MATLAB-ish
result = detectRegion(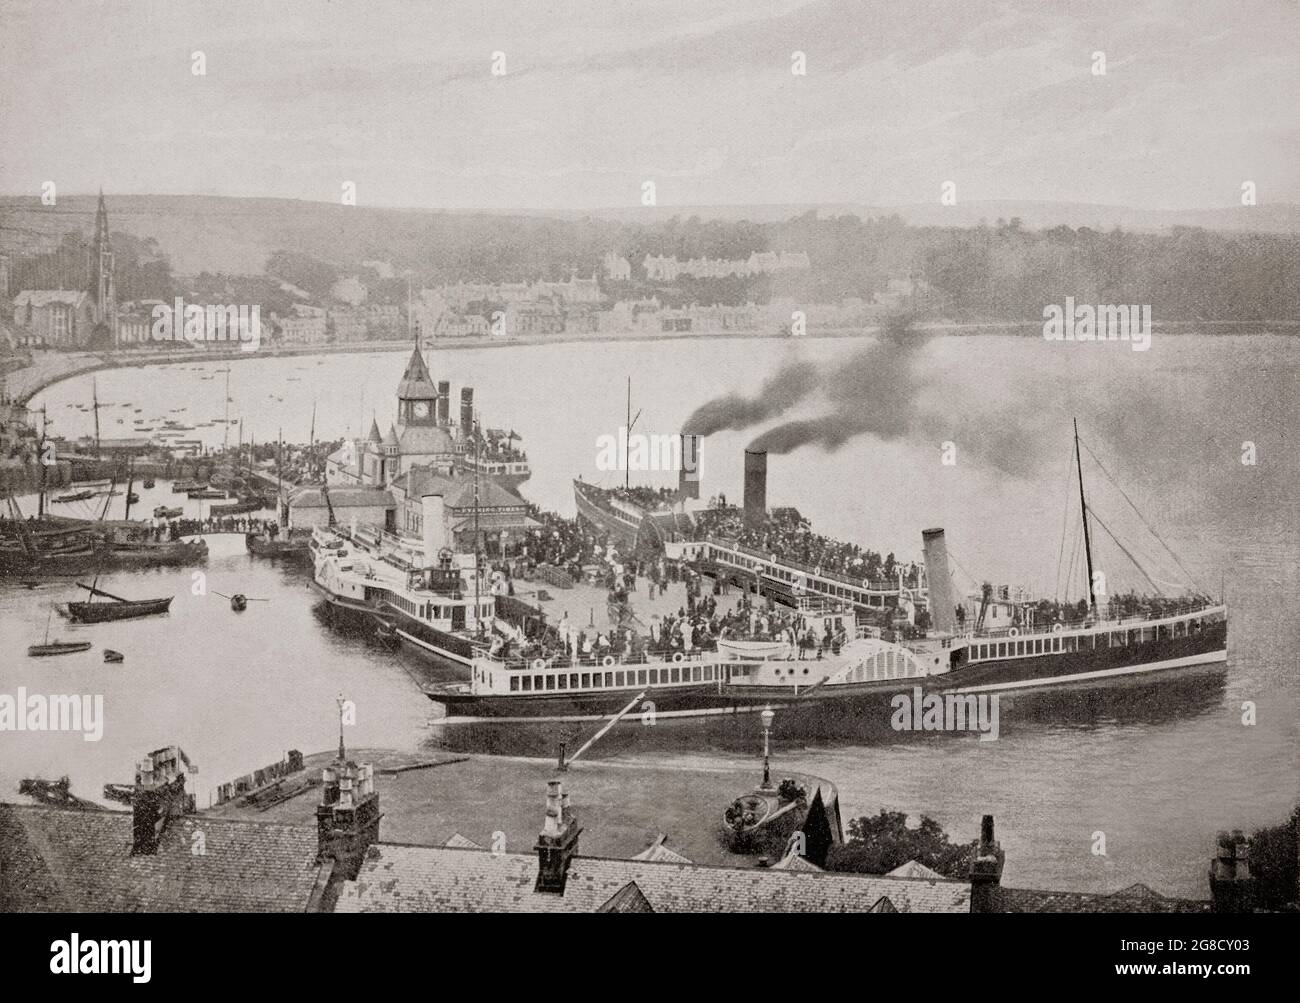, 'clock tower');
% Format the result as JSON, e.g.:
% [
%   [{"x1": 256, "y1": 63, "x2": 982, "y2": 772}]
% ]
[{"x1": 396, "y1": 343, "x2": 440, "y2": 428}]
